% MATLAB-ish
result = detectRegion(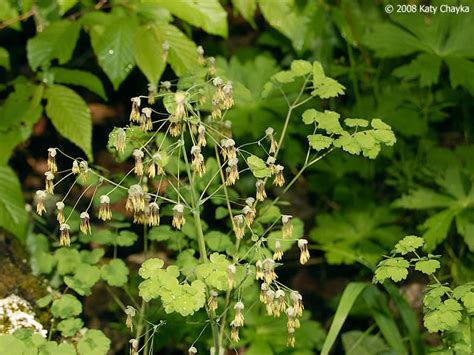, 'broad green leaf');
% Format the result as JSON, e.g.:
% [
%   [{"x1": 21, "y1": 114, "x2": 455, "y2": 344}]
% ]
[
  {"x1": 456, "y1": 215, "x2": 474, "y2": 252},
  {"x1": 154, "y1": 0, "x2": 227, "y2": 37},
  {"x1": 232, "y1": 0, "x2": 256, "y2": 25},
  {"x1": 273, "y1": 70, "x2": 295, "y2": 83},
  {"x1": 307, "y1": 134, "x2": 333, "y2": 151},
  {"x1": 148, "y1": 225, "x2": 183, "y2": 241},
  {"x1": 153, "y1": 22, "x2": 199, "y2": 76},
  {"x1": 393, "y1": 53, "x2": 442, "y2": 87},
  {"x1": 0, "y1": 166, "x2": 27, "y2": 239},
  {"x1": 321, "y1": 282, "x2": 369, "y2": 355},
  {"x1": 77, "y1": 330, "x2": 110, "y2": 355},
  {"x1": 394, "y1": 235, "x2": 424, "y2": 255},
  {"x1": 57, "y1": 318, "x2": 83, "y2": 337},
  {"x1": 363, "y1": 23, "x2": 426, "y2": 58},
  {"x1": 101, "y1": 259, "x2": 129, "y2": 287},
  {"x1": 27, "y1": 21, "x2": 80, "y2": 70},
  {"x1": 50, "y1": 67, "x2": 107, "y2": 99},
  {"x1": 393, "y1": 188, "x2": 455, "y2": 209},
  {"x1": 0, "y1": 47, "x2": 10, "y2": 70},
  {"x1": 446, "y1": 57, "x2": 474, "y2": 95},
  {"x1": 134, "y1": 25, "x2": 166, "y2": 85},
  {"x1": 424, "y1": 284, "x2": 451, "y2": 310},
  {"x1": 415, "y1": 259, "x2": 440, "y2": 275},
  {"x1": 45, "y1": 85, "x2": 92, "y2": 160},
  {"x1": 64, "y1": 263, "x2": 101, "y2": 296},
  {"x1": 308, "y1": 110, "x2": 344, "y2": 134},
  {"x1": 51, "y1": 294, "x2": 82, "y2": 319},
  {"x1": 247, "y1": 155, "x2": 271, "y2": 178},
  {"x1": 90, "y1": 16, "x2": 137, "y2": 90},
  {"x1": 80, "y1": 248, "x2": 105, "y2": 264},
  {"x1": 421, "y1": 208, "x2": 457, "y2": 251},
  {"x1": 258, "y1": 0, "x2": 321, "y2": 52},
  {"x1": 0, "y1": 1, "x2": 20, "y2": 30},
  {"x1": 373, "y1": 257, "x2": 410, "y2": 283},
  {"x1": 39, "y1": 341, "x2": 76, "y2": 355}
]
